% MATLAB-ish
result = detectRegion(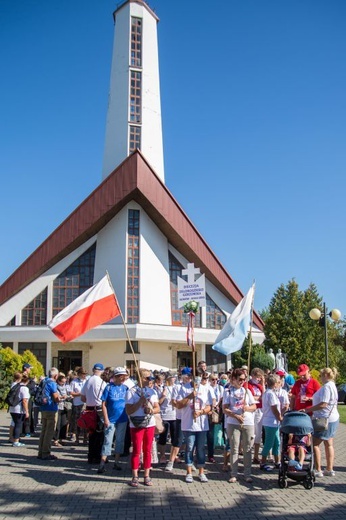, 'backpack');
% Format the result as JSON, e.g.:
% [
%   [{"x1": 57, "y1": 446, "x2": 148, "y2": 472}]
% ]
[
  {"x1": 34, "y1": 379, "x2": 48, "y2": 406},
  {"x1": 5, "y1": 383, "x2": 22, "y2": 407}
]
